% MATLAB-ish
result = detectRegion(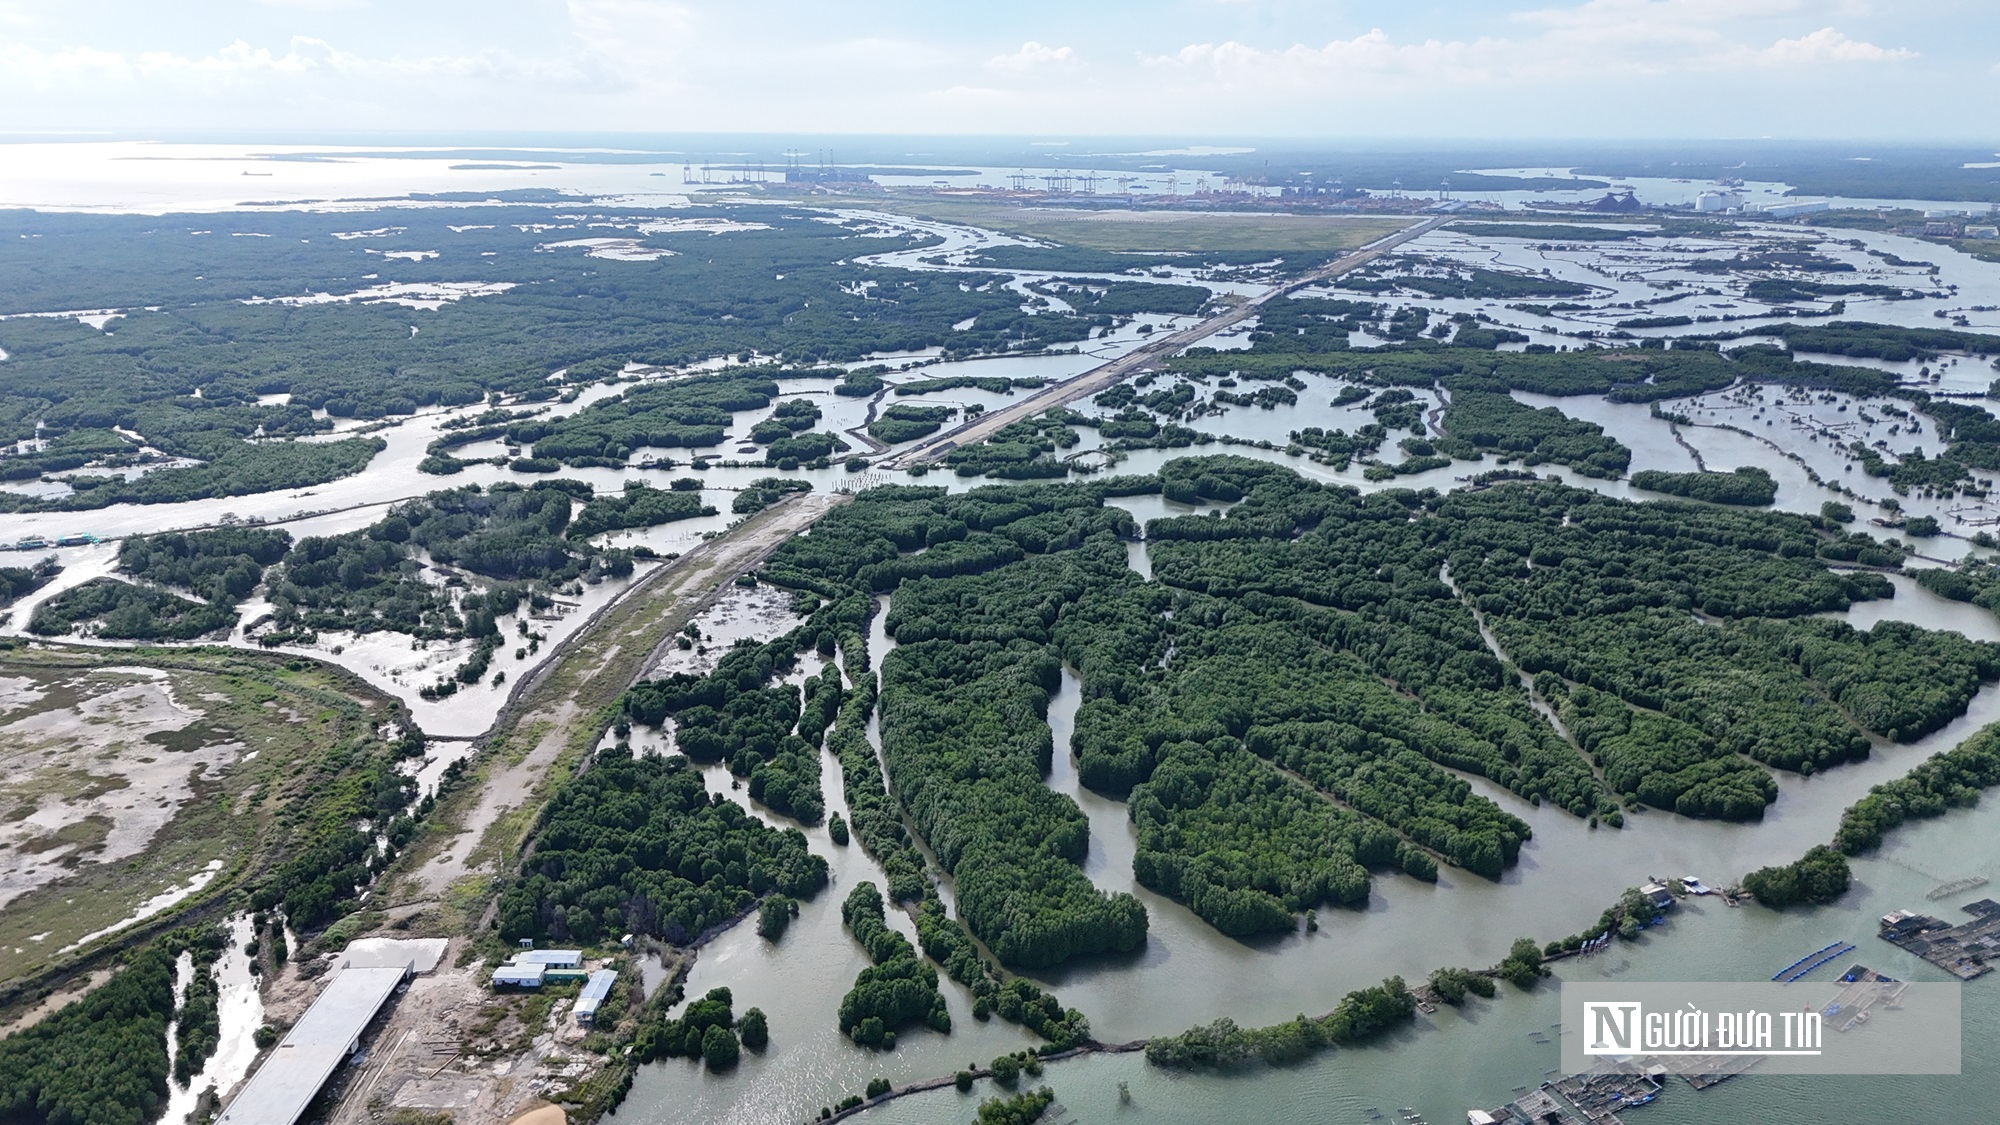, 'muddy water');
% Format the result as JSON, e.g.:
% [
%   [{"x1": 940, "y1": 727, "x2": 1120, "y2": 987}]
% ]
[
  {"x1": 0, "y1": 342, "x2": 1150, "y2": 737},
  {"x1": 862, "y1": 790, "x2": 2000, "y2": 1125},
  {"x1": 621, "y1": 513, "x2": 2000, "y2": 1125},
  {"x1": 1174, "y1": 377, "x2": 1381, "y2": 448},
  {"x1": 624, "y1": 618, "x2": 1044, "y2": 1125},
  {"x1": 1013, "y1": 653, "x2": 2000, "y2": 1042},
  {"x1": 1825, "y1": 570, "x2": 2000, "y2": 640},
  {"x1": 643, "y1": 583, "x2": 800, "y2": 682},
  {"x1": 1304, "y1": 220, "x2": 2000, "y2": 379},
  {"x1": 1122, "y1": 540, "x2": 1152, "y2": 581},
  {"x1": 1512, "y1": 392, "x2": 1698, "y2": 476},
  {"x1": 161, "y1": 914, "x2": 263, "y2": 1125},
  {"x1": 19, "y1": 220, "x2": 1955, "y2": 740},
  {"x1": 17, "y1": 197, "x2": 2000, "y2": 1120}
]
